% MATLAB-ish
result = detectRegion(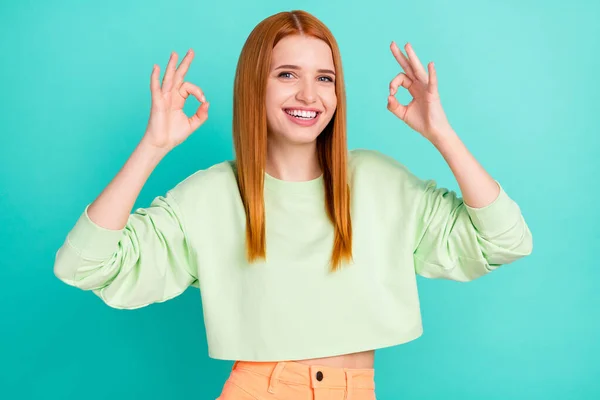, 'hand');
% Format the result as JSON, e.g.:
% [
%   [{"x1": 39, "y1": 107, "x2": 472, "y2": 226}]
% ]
[
  {"x1": 387, "y1": 41, "x2": 453, "y2": 143},
  {"x1": 142, "y1": 49, "x2": 209, "y2": 152}
]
